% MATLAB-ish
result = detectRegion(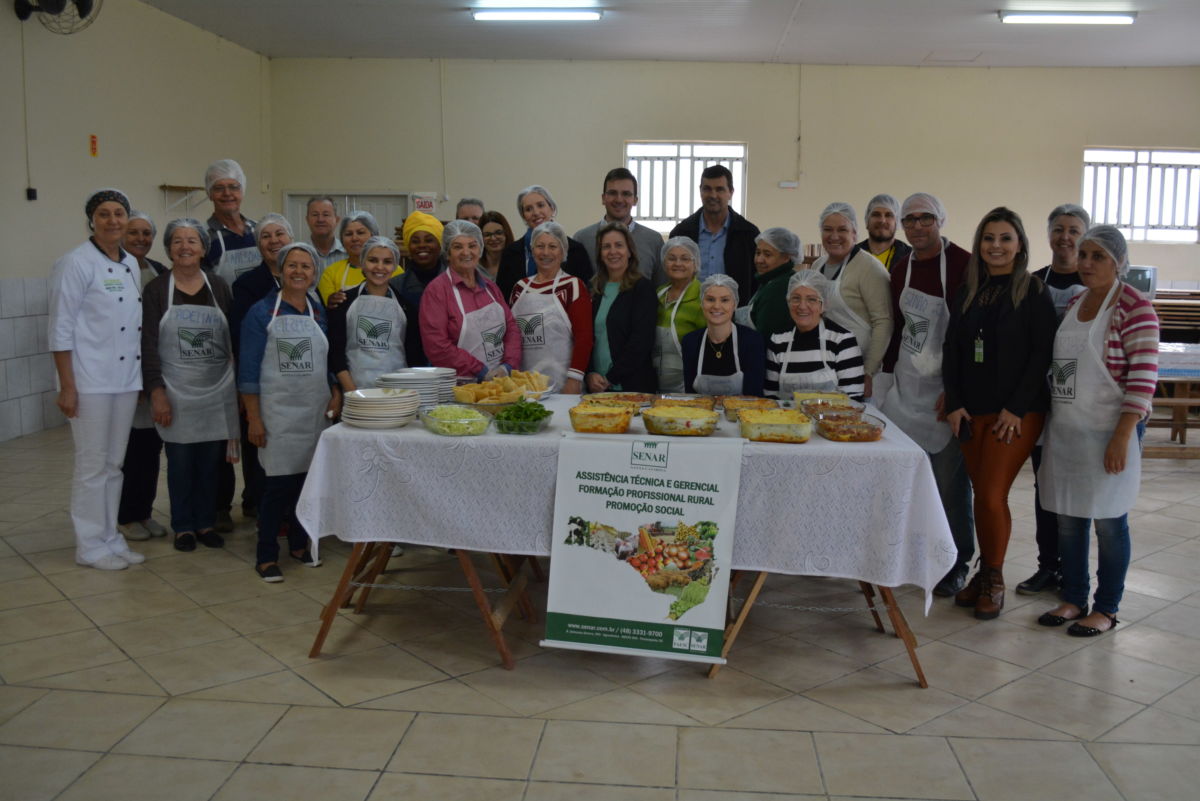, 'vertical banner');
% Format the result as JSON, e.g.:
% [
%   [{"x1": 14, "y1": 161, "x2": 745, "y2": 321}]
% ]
[{"x1": 542, "y1": 435, "x2": 743, "y2": 663}]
